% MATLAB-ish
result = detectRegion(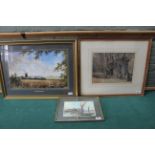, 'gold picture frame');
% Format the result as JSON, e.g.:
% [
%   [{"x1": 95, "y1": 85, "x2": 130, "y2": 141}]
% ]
[{"x1": 0, "y1": 40, "x2": 78, "y2": 99}]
